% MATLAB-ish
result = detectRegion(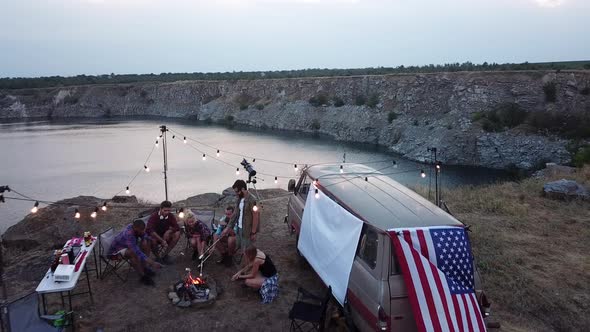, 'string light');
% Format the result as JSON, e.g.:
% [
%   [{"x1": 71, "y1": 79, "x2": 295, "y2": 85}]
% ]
[
  {"x1": 294, "y1": 164, "x2": 298, "y2": 172},
  {"x1": 393, "y1": 160, "x2": 398, "y2": 168},
  {"x1": 340, "y1": 165, "x2": 344, "y2": 173},
  {"x1": 155, "y1": 140, "x2": 159, "y2": 147},
  {"x1": 156, "y1": 136, "x2": 160, "y2": 140},
  {"x1": 74, "y1": 209, "x2": 81, "y2": 219},
  {"x1": 172, "y1": 135, "x2": 175, "y2": 139},
  {"x1": 31, "y1": 201, "x2": 39, "y2": 213},
  {"x1": 274, "y1": 177, "x2": 278, "y2": 184},
  {"x1": 202, "y1": 154, "x2": 206, "y2": 161},
  {"x1": 236, "y1": 168, "x2": 240, "y2": 176},
  {"x1": 314, "y1": 188, "x2": 320, "y2": 199},
  {"x1": 126, "y1": 186, "x2": 130, "y2": 195},
  {"x1": 313, "y1": 180, "x2": 318, "y2": 187},
  {"x1": 365, "y1": 177, "x2": 368, "y2": 182},
  {"x1": 178, "y1": 208, "x2": 185, "y2": 219},
  {"x1": 436, "y1": 162, "x2": 442, "y2": 171},
  {"x1": 144, "y1": 165, "x2": 150, "y2": 172},
  {"x1": 91, "y1": 207, "x2": 98, "y2": 218},
  {"x1": 420, "y1": 170, "x2": 426, "y2": 178},
  {"x1": 253, "y1": 158, "x2": 256, "y2": 162},
  {"x1": 183, "y1": 137, "x2": 187, "y2": 144},
  {"x1": 216, "y1": 150, "x2": 220, "y2": 157},
  {"x1": 253, "y1": 203, "x2": 258, "y2": 212},
  {"x1": 101, "y1": 202, "x2": 107, "y2": 211}
]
